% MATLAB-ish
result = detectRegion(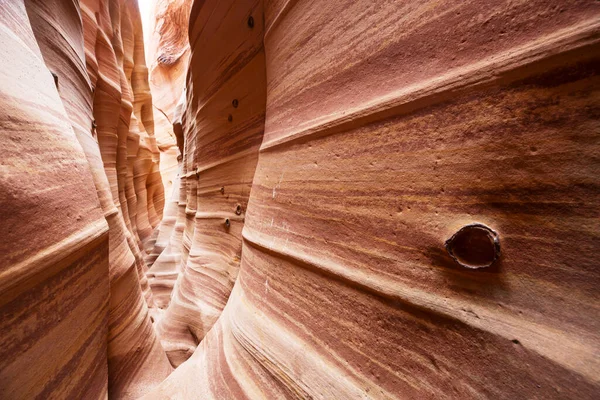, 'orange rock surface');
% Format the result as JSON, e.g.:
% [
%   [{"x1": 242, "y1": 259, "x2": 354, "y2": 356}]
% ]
[
  {"x1": 142, "y1": 0, "x2": 191, "y2": 307},
  {"x1": 144, "y1": 0, "x2": 190, "y2": 198},
  {"x1": 146, "y1": 0, "x2": 600, "y2": 398},
  {"x1": 1, "y1": 0, "x2": 600, "y2": 399},
  {"x1": 1, "y1": 0, "x2": 172, "y2": 398}
]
